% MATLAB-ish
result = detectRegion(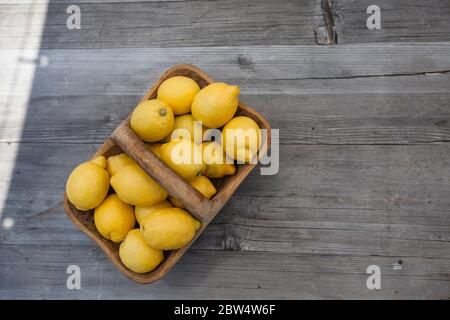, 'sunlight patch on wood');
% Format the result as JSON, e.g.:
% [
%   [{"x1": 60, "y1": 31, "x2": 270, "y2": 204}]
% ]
[{"x1": 0, "y1": 1, "x2": 48, "y2": 218}]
